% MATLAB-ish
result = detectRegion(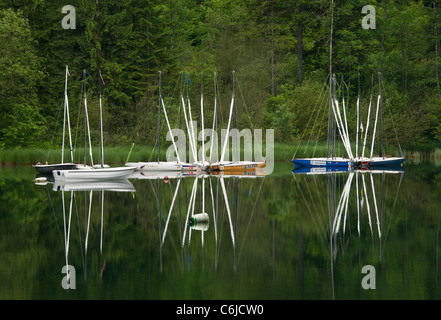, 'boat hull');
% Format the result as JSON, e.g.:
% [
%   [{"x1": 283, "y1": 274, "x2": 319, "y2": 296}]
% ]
[
  {"x1": 209, "y1": 161, "x2": 266, "y2": 171},
  {"x1": 53, "y1": 166, "x2": 135, "y2": 181},
  {"x1": 291, "y1": 157, "x2": 352, "y2": 168},
  {"x1": 125, "y1": 161, "x2": 182, "y2": 171},
  {"x1": 355, "y1": 157, "x2": 405, "y2": 167},
  {"x1": 33, "y1": 163, "x2": 77, "y2": 174}
]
